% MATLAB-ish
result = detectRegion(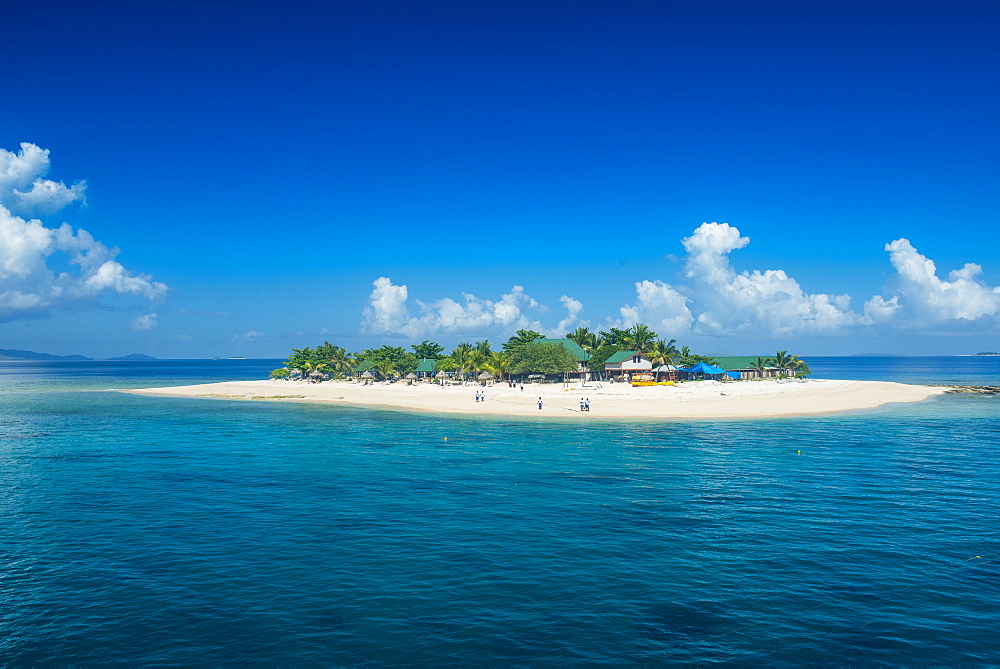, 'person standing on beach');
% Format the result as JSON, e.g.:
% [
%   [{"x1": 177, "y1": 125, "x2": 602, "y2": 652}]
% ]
[
  {"x1": 538, "y1": 397, "x2": 543, "y2": 410},
  {"x1": 580, "y1": 398, "x2": 585, "y2": 412},
  {"x1": 585, "y1": 398, "x2": 590, "y2": 412}
]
